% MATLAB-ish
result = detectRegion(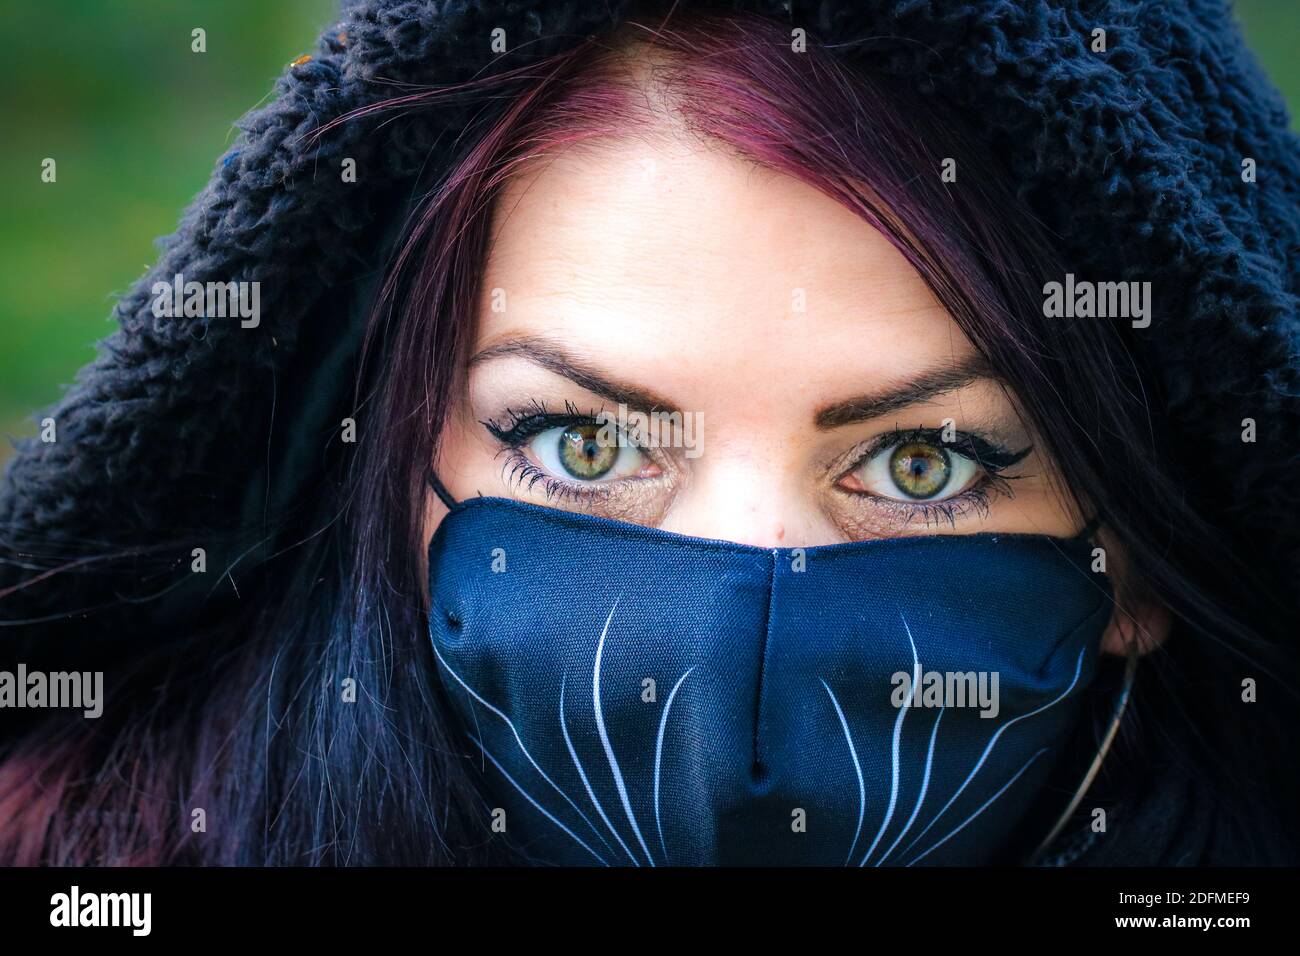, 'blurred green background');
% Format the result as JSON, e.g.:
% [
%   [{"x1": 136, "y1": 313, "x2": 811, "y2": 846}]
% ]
[
  {"x1": 1, "y1": 1, "x2": 1297, "y2": 466},
  {"x1": 0, "y1": 0, "x2": 337, "y2": 463}
]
